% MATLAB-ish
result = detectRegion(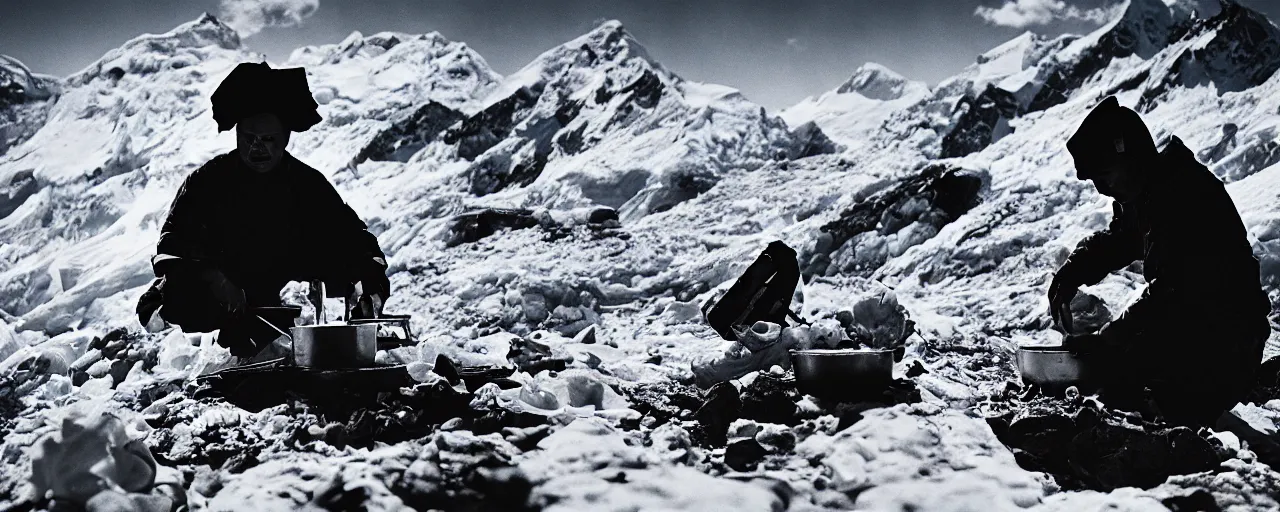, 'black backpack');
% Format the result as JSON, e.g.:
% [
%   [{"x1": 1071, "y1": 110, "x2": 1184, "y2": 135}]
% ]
[{"x1": 702, "y1": 240, "x2": 804, "y2": 341}]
